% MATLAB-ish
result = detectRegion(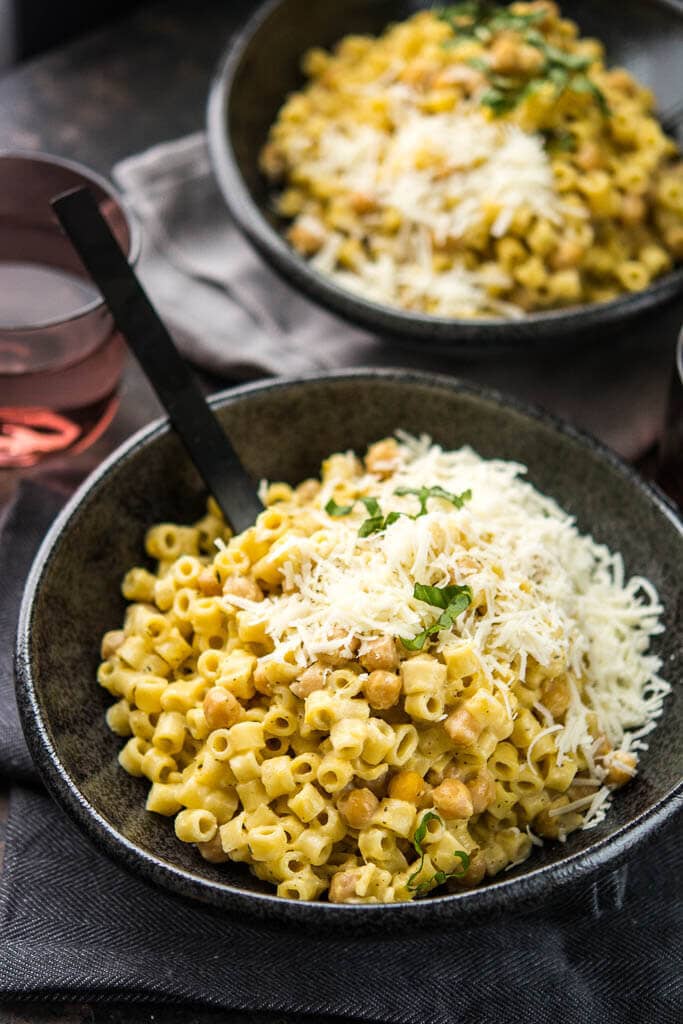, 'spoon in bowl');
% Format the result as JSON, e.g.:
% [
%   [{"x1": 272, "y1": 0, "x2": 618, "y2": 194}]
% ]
[{"x1": 51, "y1": 186, "x2": 264, "y2": 534}]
